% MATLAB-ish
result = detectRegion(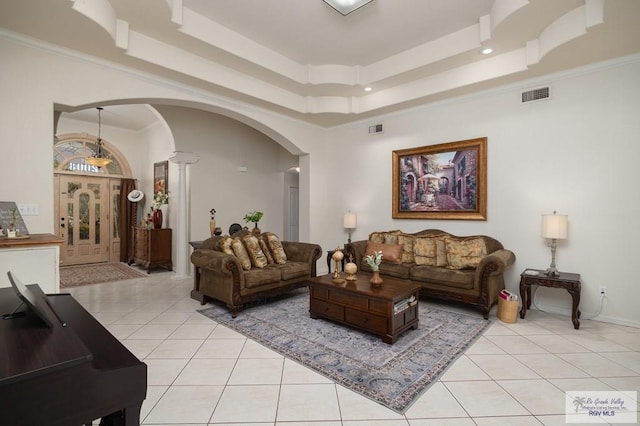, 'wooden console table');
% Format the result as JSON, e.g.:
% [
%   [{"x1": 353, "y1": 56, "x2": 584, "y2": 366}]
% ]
[
  {"x1": 519, "y1": 269, "x2": 581, "y2": 329},
  {"x1": 129, "y1": 227, "x2": 172, "y2": 273}
]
